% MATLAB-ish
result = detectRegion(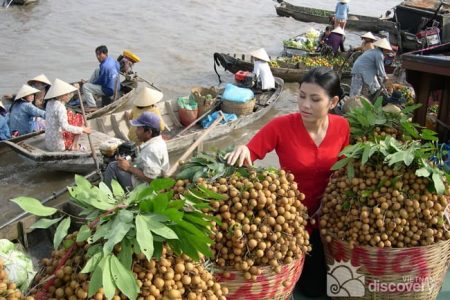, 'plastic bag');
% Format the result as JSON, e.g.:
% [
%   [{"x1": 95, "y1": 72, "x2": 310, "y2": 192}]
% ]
[
  {"x1": 177, "y1": 97, "x2": 198, "y2": 110},
  {"x1": 222, "y1": 84, "x2": 254, "y2": 103},
  {"x1": 201, "y1": 110, "x2": 237, "y2": 129}
]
